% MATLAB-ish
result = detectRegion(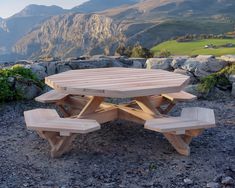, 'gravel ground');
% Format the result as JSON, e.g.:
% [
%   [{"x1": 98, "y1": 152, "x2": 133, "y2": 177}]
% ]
[{"x1": 0, "y1": 97, "x2": 234, "y2": 188}]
